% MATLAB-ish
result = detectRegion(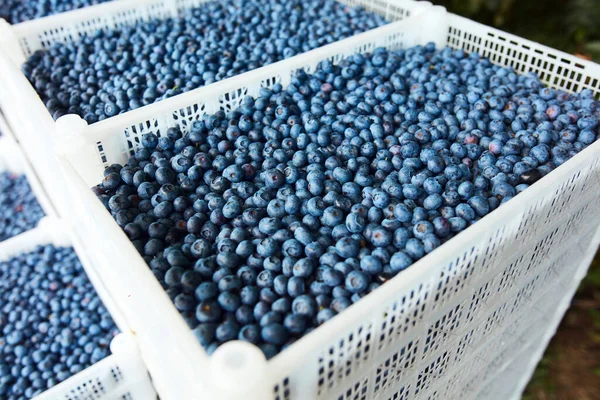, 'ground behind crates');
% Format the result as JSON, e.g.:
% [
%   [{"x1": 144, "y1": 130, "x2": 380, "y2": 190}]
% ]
[{"x1": 523, "y1": 251, "x2": 600, "y2": 400}]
